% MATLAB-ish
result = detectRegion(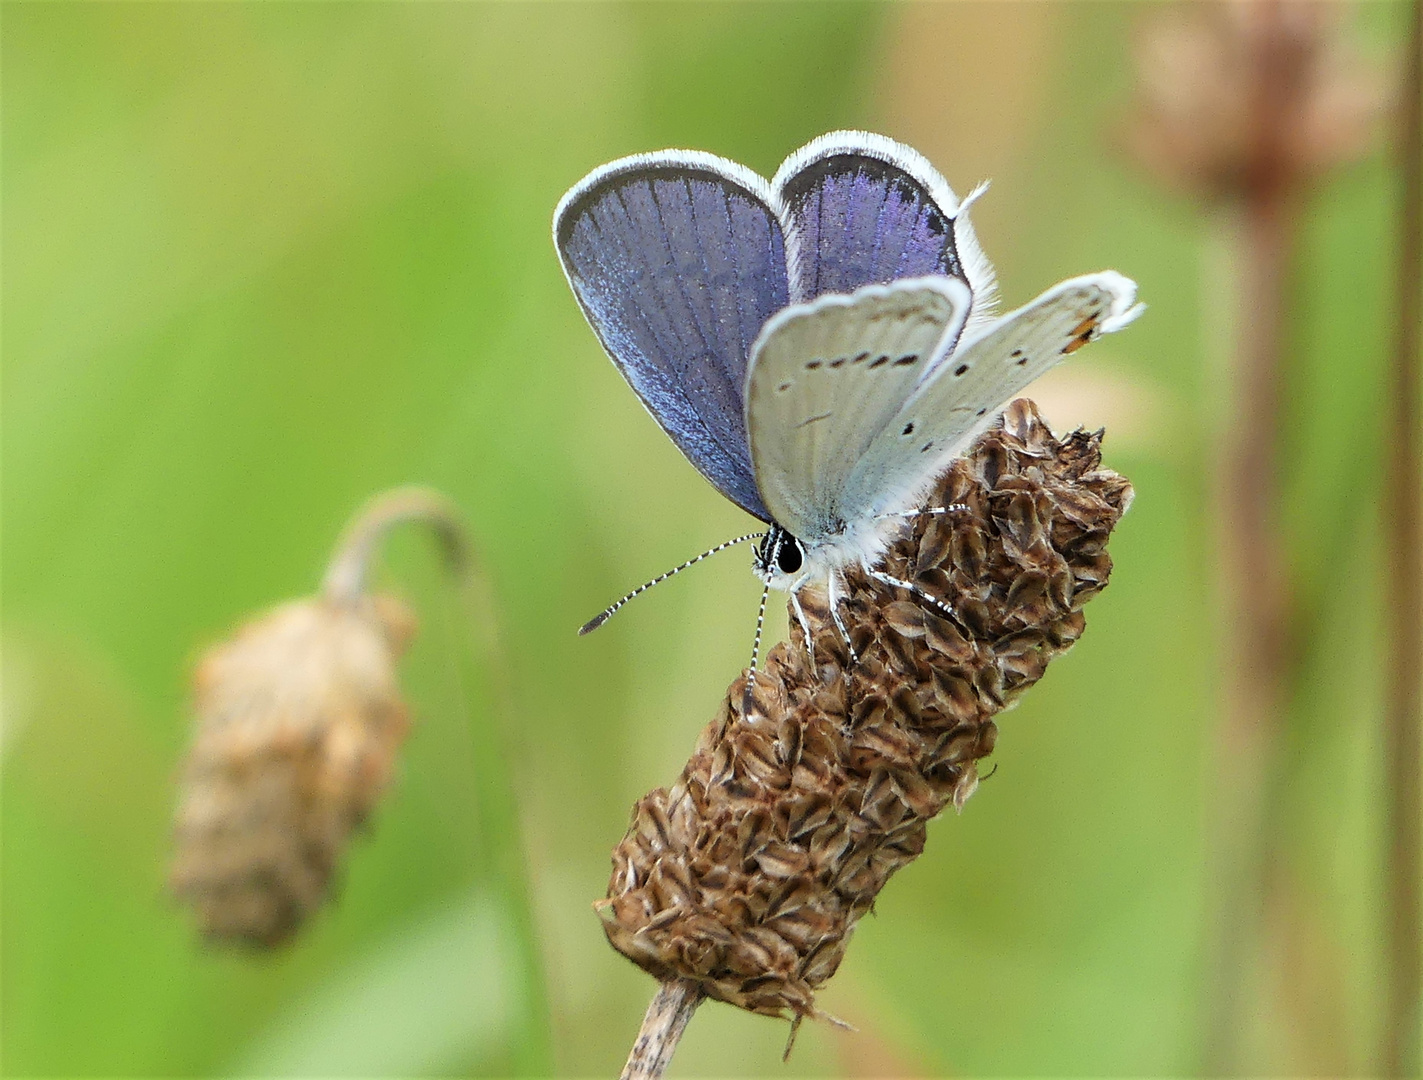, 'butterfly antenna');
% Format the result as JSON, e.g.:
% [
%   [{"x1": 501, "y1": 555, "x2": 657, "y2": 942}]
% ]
[
  {"x1": 750, "y1": 579, "x2": 770, "y2": 671},
  {"x1": 578, "y1": 532, "x2": 764, "y2": 635}
]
